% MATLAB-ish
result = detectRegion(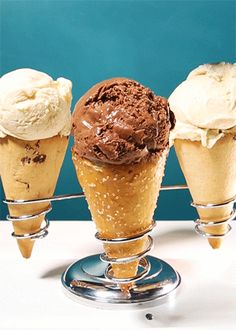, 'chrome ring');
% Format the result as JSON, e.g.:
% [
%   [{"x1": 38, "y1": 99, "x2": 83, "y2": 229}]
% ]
[
  {"x1": 194, "y1": 209, "x2": 236, "y2": 227},
  {"x1": 11, "y1": 218, "x2": 50, "y2": 240},
  {"x1": 6, "y1": 204, "x2": 52, "y2": 221},
  {"x1": 95, "y1": 221, "x2": 156, "y2": 244},
  {"x1": 104, "y1": 257, "x2": 151, "y2": 284},
  {"x1": 194, "y1": 223, "x2": 232, "y2": 238},
  {"x1": 100, "y1": 236, "x2": 153, "y2": 264},
  {"x1": 191, "y1": 195, "x2": 236, "y2": 209},
  {"x1": 194, "y1": 209, "x2": 235, "y2": 238}
]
